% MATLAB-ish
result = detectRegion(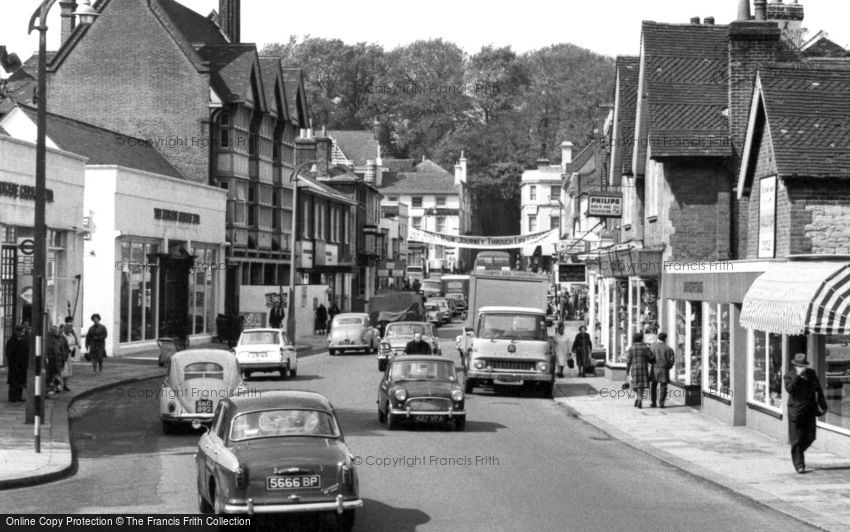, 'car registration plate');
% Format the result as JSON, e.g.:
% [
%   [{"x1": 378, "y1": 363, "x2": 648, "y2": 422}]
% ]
[
  {"x1": 196, "y1": 399, "x2": 213, "y2": 413},
  {"x1": 266, "y1": 475, "x2": 321, "y2": 490},
  {"x1": 494, "y1": 375, "x2": 523, "y2": 385},
  {"x1": 250, "y1": 352, "x2": 266, "y2": 358}
]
